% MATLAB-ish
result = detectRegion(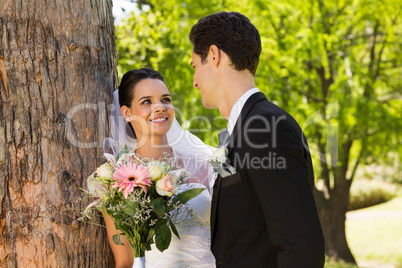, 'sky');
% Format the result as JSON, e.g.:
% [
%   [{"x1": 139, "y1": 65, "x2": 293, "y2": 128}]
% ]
[{"x1": 112, "y1": 0, "x2": 138, "y2": 22}]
